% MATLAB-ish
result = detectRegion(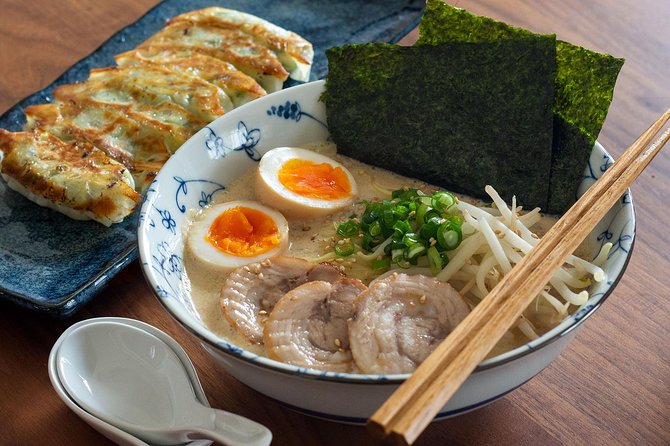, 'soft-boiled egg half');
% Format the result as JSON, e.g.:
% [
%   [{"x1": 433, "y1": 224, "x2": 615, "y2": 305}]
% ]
[
  {"x1": 187, "y1": 201, "x2": 289, "y2": 271},
  {"x1": 255, "y1": 147, "x2": 357, "y2": 218}
]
